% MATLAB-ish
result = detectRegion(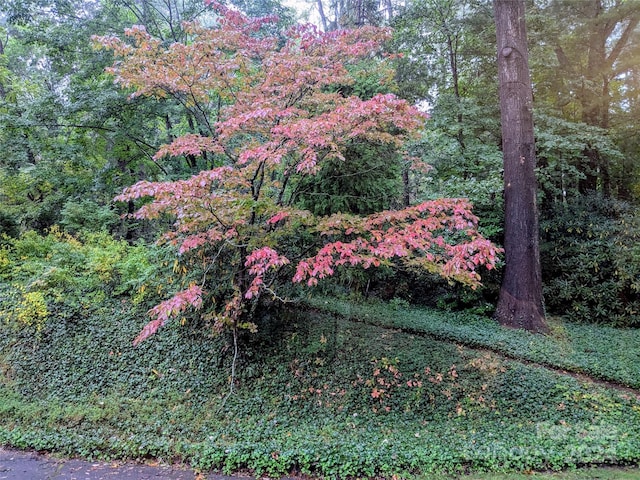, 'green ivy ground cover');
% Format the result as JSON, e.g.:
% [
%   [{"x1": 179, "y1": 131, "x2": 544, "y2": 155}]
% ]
[
  {"x1": 1, "y1": 298, "x2": 640, "y2": 478},
  {"x1": 304, "y1": 297, "x2": 640, "y2": 389},
  {"x1": 436, "y1": 467, "x2": 640, "y2": 480}
]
